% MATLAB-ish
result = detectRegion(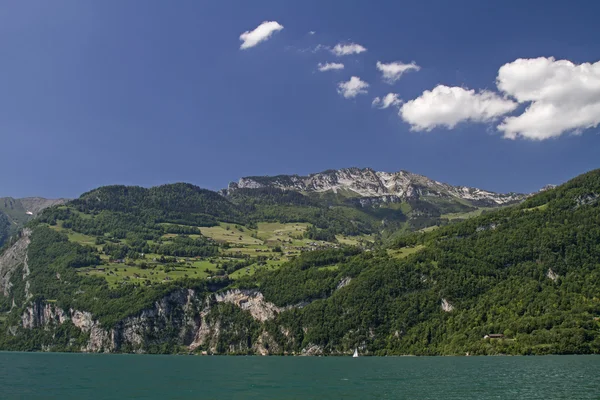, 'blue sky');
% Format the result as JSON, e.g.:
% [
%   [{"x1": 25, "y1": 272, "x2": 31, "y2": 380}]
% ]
[{"x1": 1, "y1": 0, "x2": 599, "y2": 198}]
